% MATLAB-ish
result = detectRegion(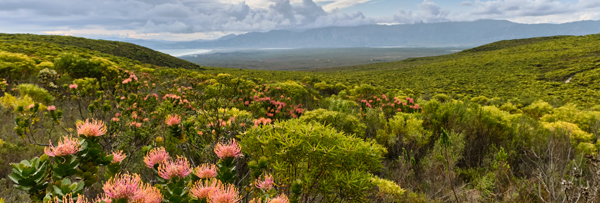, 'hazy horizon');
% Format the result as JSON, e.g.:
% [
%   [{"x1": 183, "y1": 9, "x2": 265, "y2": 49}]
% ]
[{"x1": 2, "y1": 0, "x2": 599, "y2": 41}]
